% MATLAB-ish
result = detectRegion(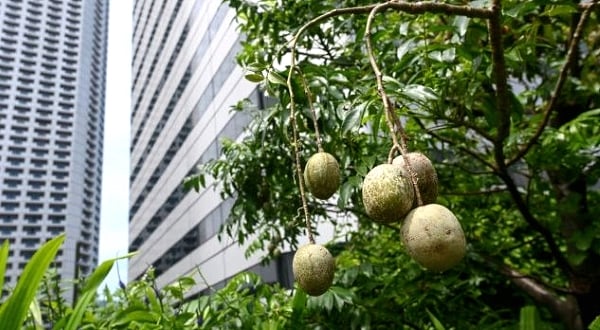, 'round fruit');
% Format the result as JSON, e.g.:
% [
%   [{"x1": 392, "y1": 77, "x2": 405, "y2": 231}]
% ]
[
  {"x1": 292, "y1": 244, "x2": 335, "y2": 296},
  {"x1": 393, "y1": 152, "x2": 438, "y2": 206},
  {"x1": 362, "y1": 164, "x2": 415, "y2": 223},
  {"x1": 401, "y1": 204, "x2": 466, "y2": 272},
  {"x1": 304, "y1": 152, "x2": 340, "y2": 200}
]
